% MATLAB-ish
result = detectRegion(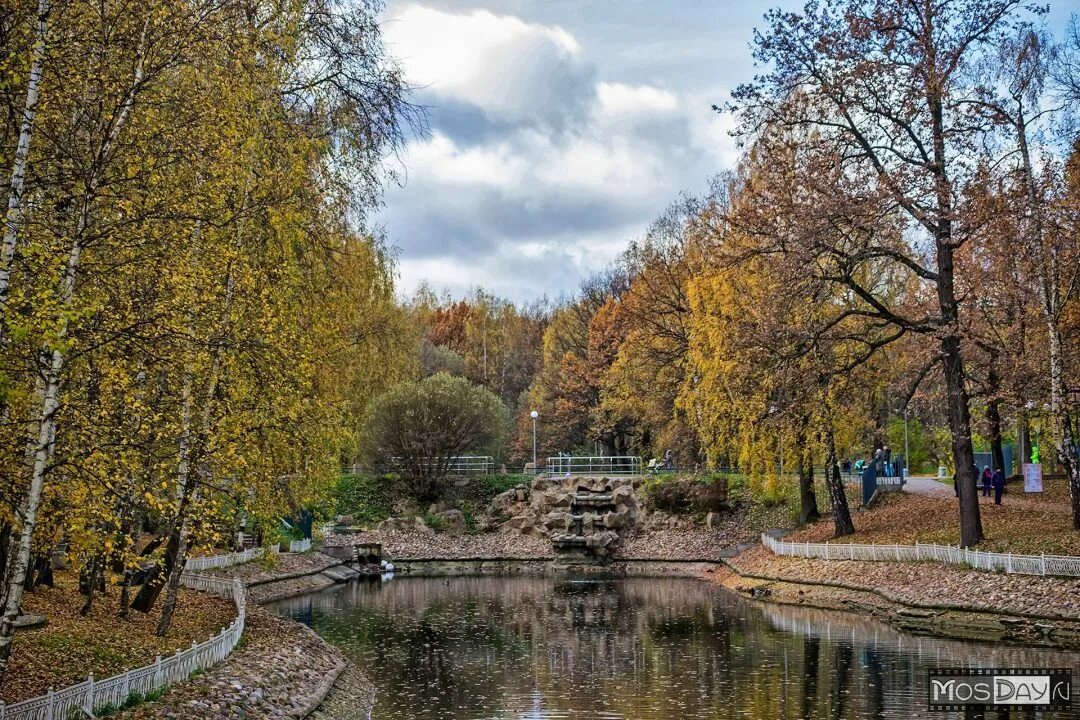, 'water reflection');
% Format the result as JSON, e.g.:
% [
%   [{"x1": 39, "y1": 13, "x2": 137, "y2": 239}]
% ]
[{"x1": 268, "y1": 576, "x2": 1080, "y2": 719}]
